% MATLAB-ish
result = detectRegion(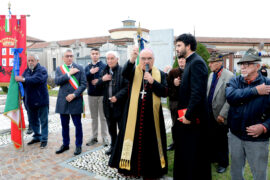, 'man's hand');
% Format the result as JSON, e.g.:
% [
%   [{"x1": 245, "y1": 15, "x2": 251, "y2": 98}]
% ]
[
  {"x1": 15, "y1": 76, "x2": 24, "y2": 82},
  {"x1": 256, "y1": 83, "x2": 270, "y2": 95},
  {"x1": 178, "y1": 116, "x2": 191, "y2": 124},
  {"x1": 69, "y1": 68, "x2": 80, "y2": 76},
  {"x1": 91, "y1": 79, "x2": 98, "y2": 85},
  {"x1": 102, "y1": 74, "x2": 112, "y2": 81},
  {"x1": 174, "y1": 77, "x2": 181, "y2": 86},
  {"x1": 163, "y1": 65, "x2": 171, "y2": 73},
  {"x1": 144, "y1": 72, "x2": 154, "y2": 84},
  {"x1": 66, "y1": 94, "x2": 75, "y2": 102},
  {"x1": 246, "y1": 124, "x2": 265, "y2": 137},
  {"x1": 109, "y1": 96, "x2": 117, "y2": 103},
  {"x1": 90, "y1": 67, "x2": 99, "y2": 74},
  {"x1": 130, "y1": 47, "x2": 139, "y2": 64},
  {"x1": 217, "y1": 115, "x2": 225, "y2": 124}
]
